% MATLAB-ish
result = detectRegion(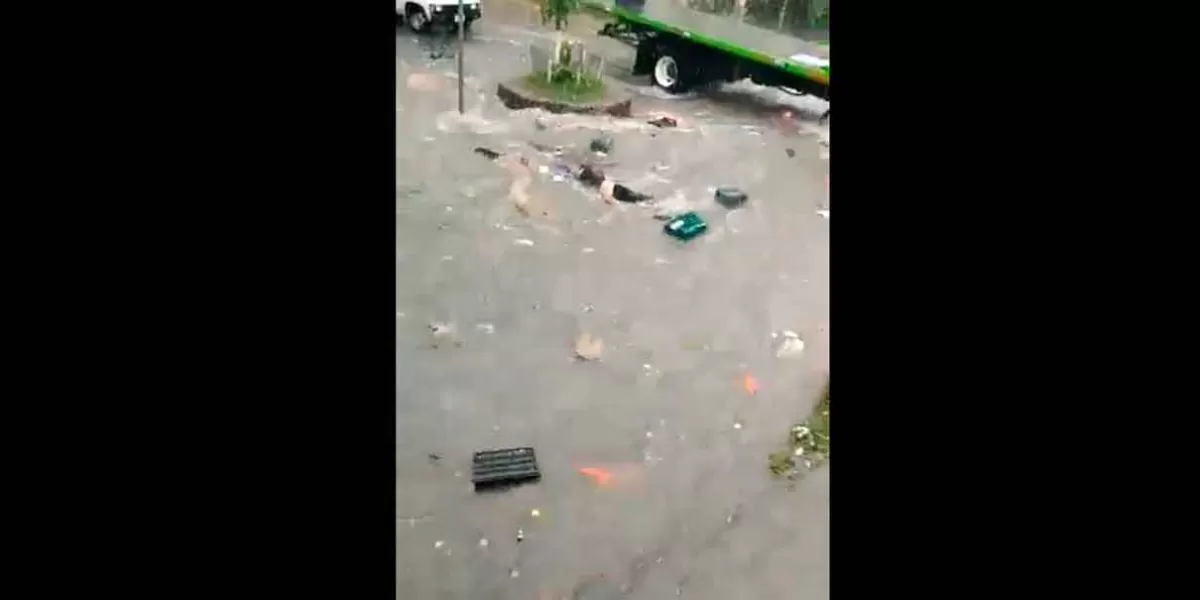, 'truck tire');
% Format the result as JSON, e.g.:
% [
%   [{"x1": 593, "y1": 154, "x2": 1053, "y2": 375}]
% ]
[
  {"x1": 652, "y1": 51, "x2": 690, "y2": 94},
  {"x1": 406, "y1": 4, "x2": 430, "y2": 33}
]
